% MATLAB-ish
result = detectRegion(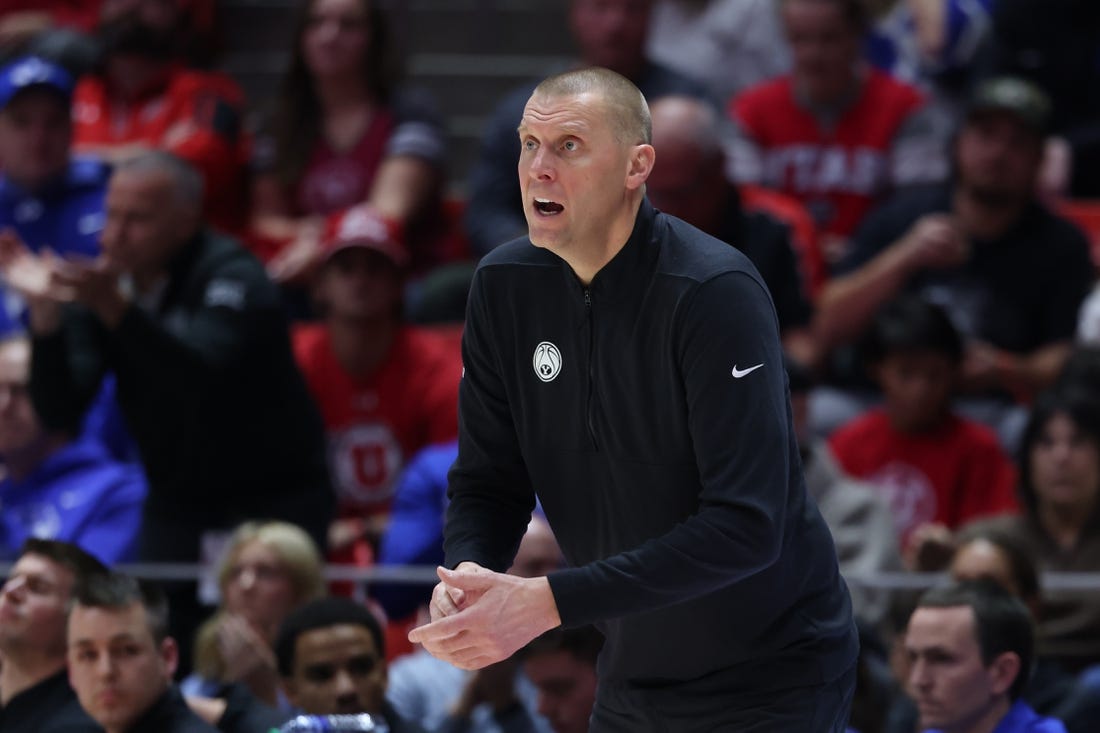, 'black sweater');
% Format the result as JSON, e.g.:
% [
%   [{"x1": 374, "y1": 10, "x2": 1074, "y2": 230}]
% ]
[
  {"x1": 445, "y1": 200, "x2": 857, "y2": 688},
  {"x1": 29, "y1": 230, "x2": 333, "y2": 555}
]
